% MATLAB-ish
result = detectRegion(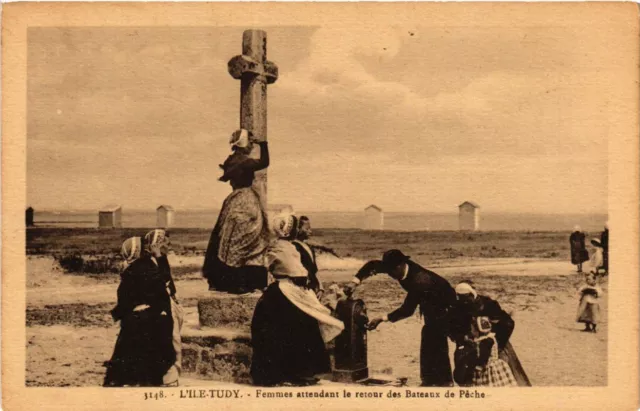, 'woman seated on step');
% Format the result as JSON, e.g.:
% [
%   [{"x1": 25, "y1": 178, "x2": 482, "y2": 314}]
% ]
[
  {"x1": 103, "y1": 230, "x2": 182, "y2": 387},
  {"x1": 250, "y1": 213, "x2": 344, "y2": 387}
]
